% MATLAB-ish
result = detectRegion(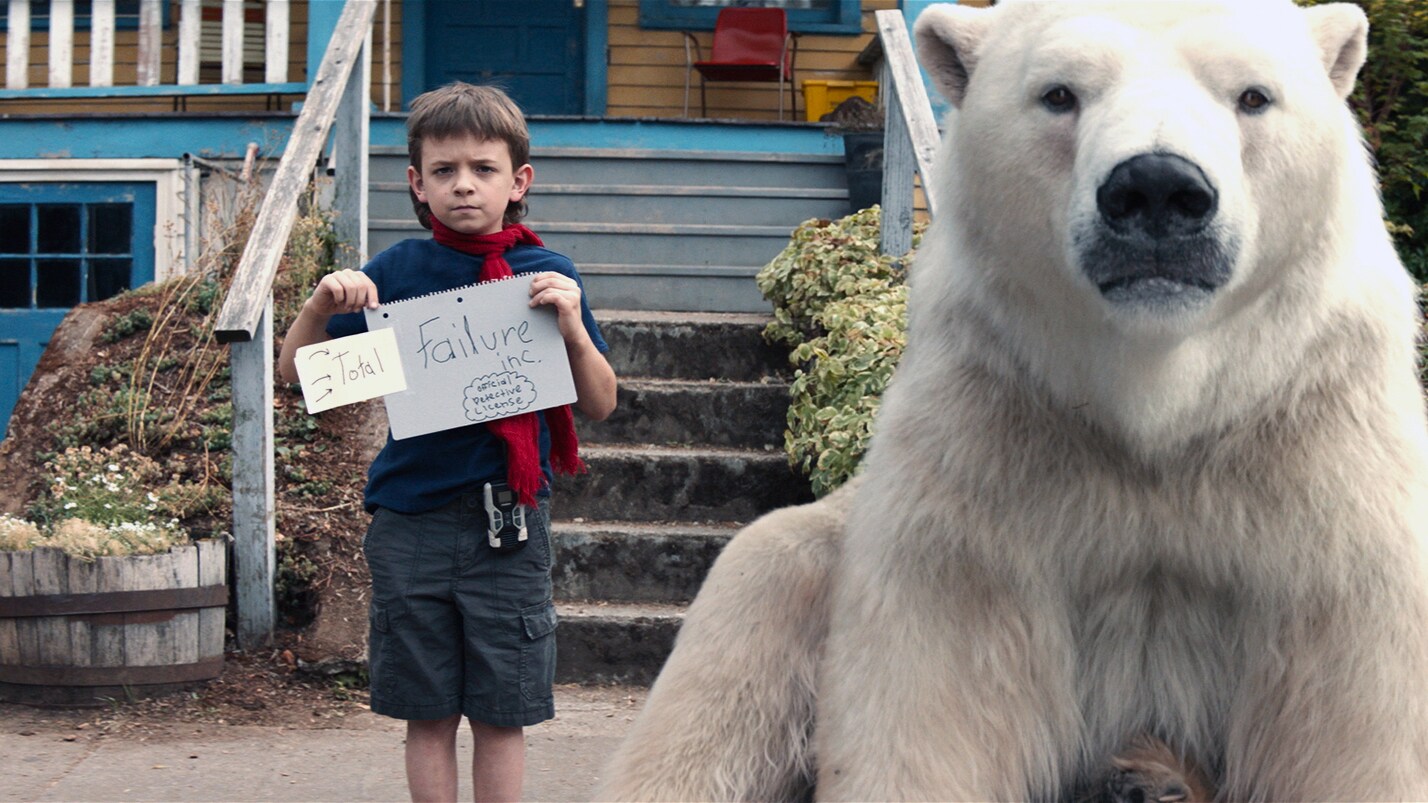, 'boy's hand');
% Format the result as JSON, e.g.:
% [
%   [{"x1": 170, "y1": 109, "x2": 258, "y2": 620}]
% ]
[
  {"x1": 528, "y1": 271, "x2": 617, "y2": 420},
  {"x1": 529, "y1": 272, "x2": 589, "y2": 345},
  {"x1": 307, "y1": 269, "x2": 380, "y2": 316}
]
